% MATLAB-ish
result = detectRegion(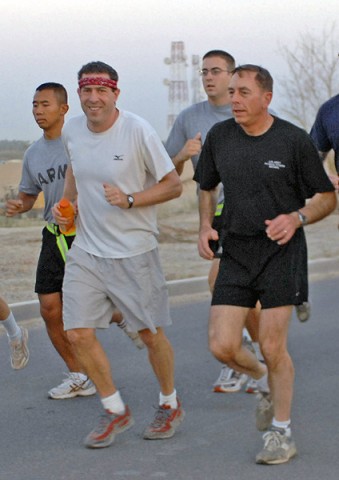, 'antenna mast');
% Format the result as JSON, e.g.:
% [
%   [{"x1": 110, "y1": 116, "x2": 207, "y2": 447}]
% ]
[{"x1": 164, "y1": 41, "x2": 189, "y2": 134}]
